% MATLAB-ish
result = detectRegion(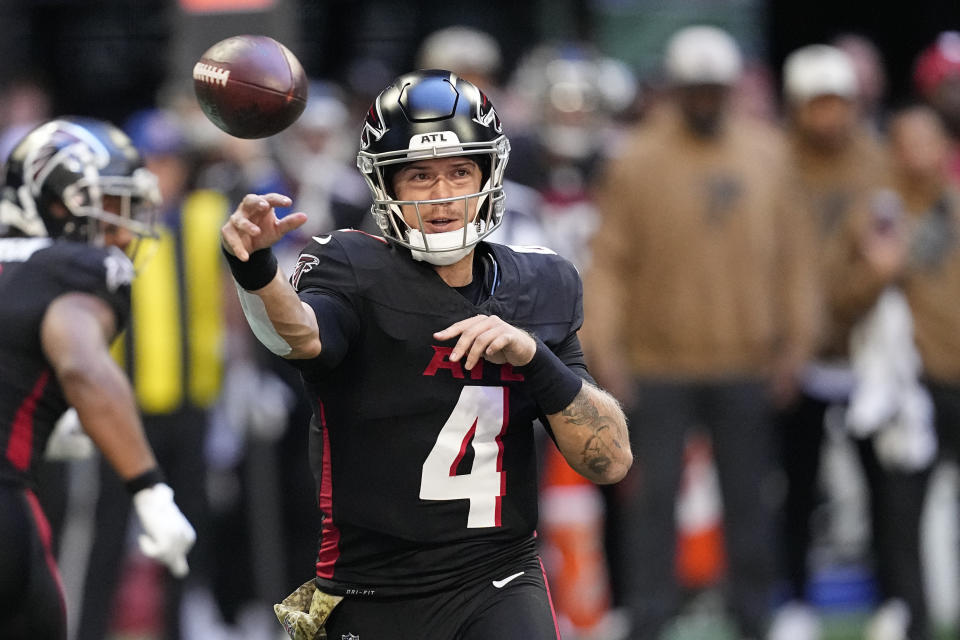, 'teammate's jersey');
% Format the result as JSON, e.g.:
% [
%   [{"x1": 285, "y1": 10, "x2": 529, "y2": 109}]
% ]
[
  {"x1": 290, "y1": 230, "x2": 590, "y2": 597},
  {"x1": 0, "y1": 237, "x2": 132, "y2": 487}
]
